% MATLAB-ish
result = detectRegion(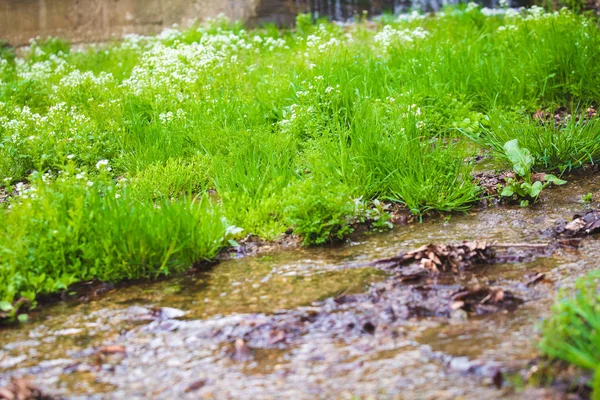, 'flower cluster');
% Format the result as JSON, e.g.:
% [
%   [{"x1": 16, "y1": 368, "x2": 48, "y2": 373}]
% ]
[{"x1": 374, "y1": 26, "x2": 430, "y2": 51}]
